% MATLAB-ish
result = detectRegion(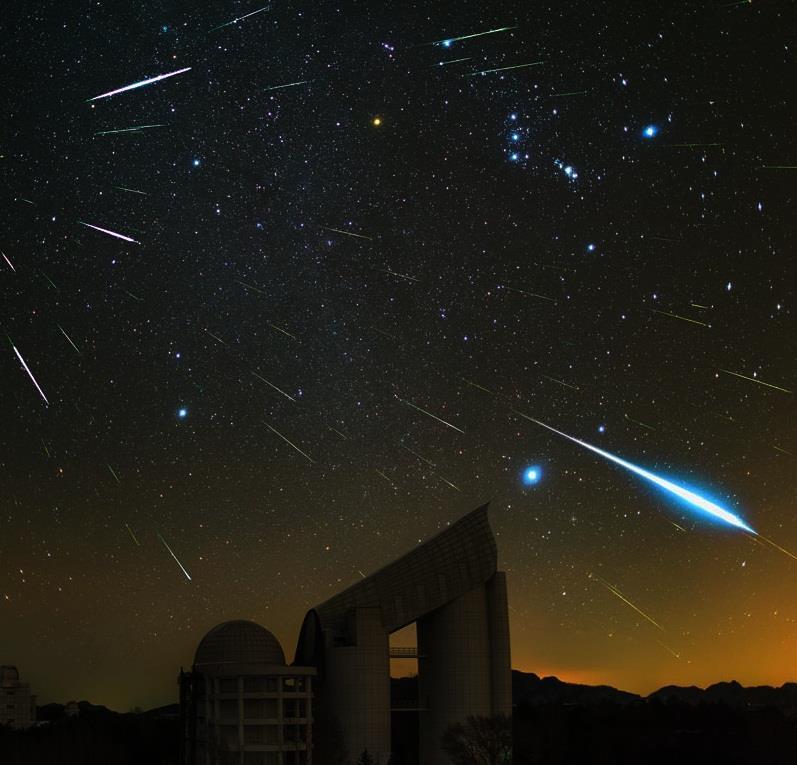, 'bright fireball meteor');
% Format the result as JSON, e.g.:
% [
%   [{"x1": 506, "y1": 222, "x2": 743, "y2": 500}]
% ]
[
  {"x1": 517, "y1": 413, "x2": 754, "y2": 533},
  {"x1": 86, "y1": 67, "x2": 191, "y2": 101}
]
